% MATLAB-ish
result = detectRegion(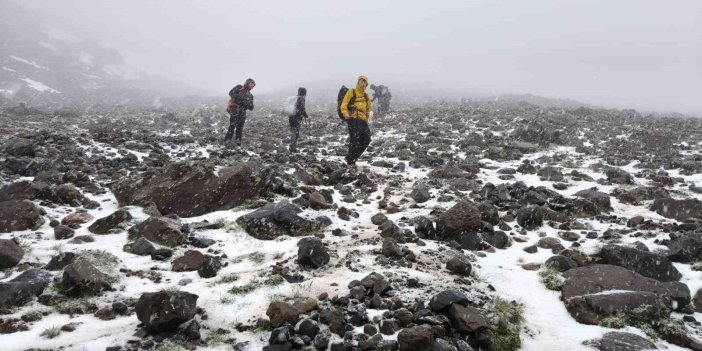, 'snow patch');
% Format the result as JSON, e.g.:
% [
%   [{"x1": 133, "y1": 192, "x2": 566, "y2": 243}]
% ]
[
  {"x1": 21, "y1": 78, "x2": 59, "y2": 93},
  {"x1": 44, "y1": 26, "x2": 81, "y2": 43},
  {"x1": 9, "y1": 56, "x2": 48, "y2": 70}
]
